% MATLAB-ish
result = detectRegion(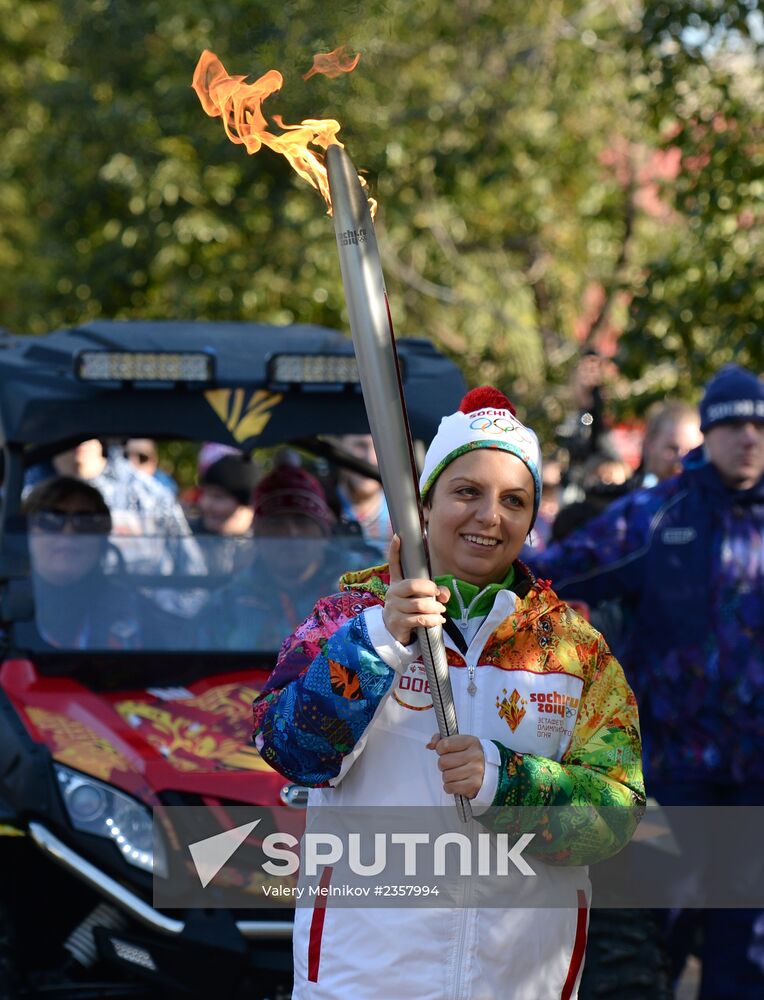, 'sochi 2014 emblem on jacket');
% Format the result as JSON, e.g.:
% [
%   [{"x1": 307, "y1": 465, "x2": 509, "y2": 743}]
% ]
[{"x1": 497, "y1": 688, "x2": 527, "y2": 732}]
